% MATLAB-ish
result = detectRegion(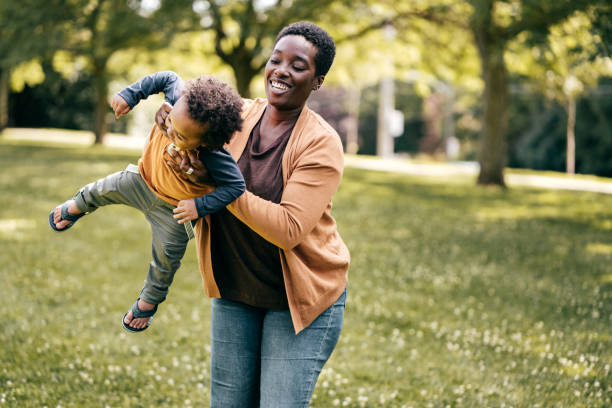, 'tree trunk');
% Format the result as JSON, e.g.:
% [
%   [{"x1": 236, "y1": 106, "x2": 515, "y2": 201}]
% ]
[
  {"x1": 0, "y1": 67, "x2": 9, "y2": 132},
  {"x1": 566, "y1": 96, "x2": 576, "y2": 174},
  {"x1": 233, "y1": 63, "x2": 257, "y2": 99},
  {"x1": 473, "y1": 25, "x2": 508, "y2": 187},
  {"x1": 93, "y1": 62, "x2": 108, "y2": 145}
]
